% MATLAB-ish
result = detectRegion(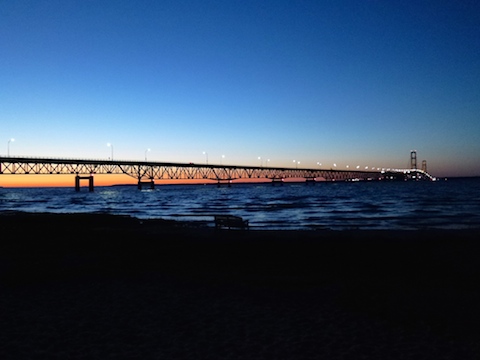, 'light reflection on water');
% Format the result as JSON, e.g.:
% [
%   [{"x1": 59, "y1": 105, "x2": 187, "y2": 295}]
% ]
[{"x1": 1, "y1": 179, "x2": 479, "y2": 230}]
